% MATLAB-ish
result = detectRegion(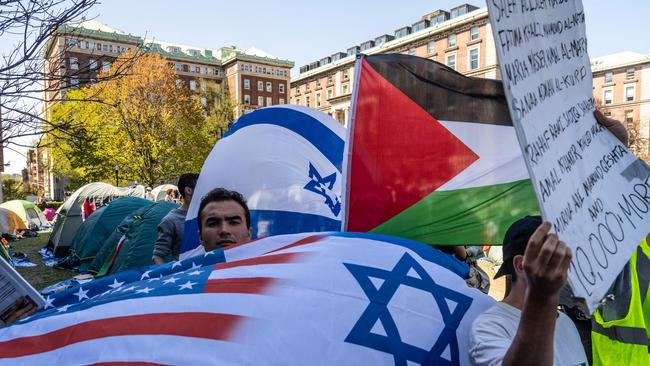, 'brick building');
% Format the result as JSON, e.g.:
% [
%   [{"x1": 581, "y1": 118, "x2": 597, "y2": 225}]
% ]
[
  {"x1": 591, "y1": 52, "x2": 650, "y2": 160},
  {"x1": 39, "y1": 20, "x2": 294, "y2": 200},
  {"x1": 290, "y1": 4, "x2": 497, "y2": 125}
]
